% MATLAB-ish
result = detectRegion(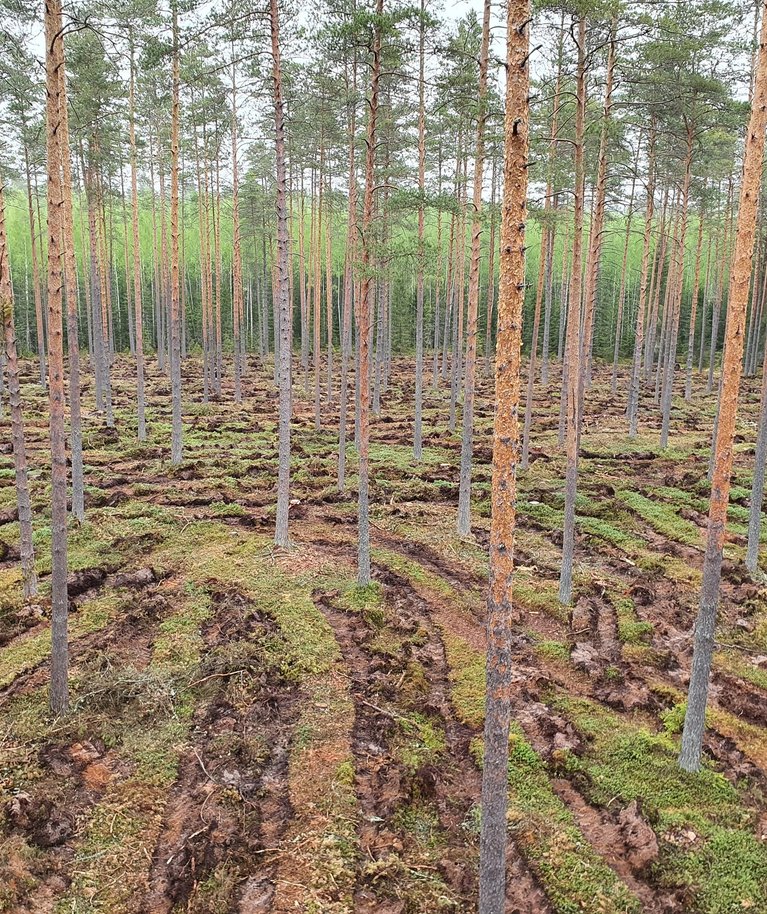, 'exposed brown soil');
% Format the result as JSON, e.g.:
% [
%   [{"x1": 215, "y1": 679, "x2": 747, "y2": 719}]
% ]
[{"x1": 143, "y1": 591, "x2": 299, "y2": 914}]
